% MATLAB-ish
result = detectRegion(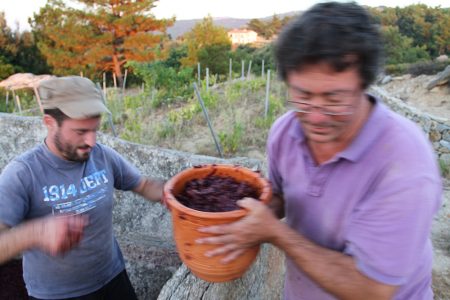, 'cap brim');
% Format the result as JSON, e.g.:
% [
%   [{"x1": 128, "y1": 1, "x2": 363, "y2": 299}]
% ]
[{"x1": 57, "y1": 99, "x2": 110, "y2": 119}]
